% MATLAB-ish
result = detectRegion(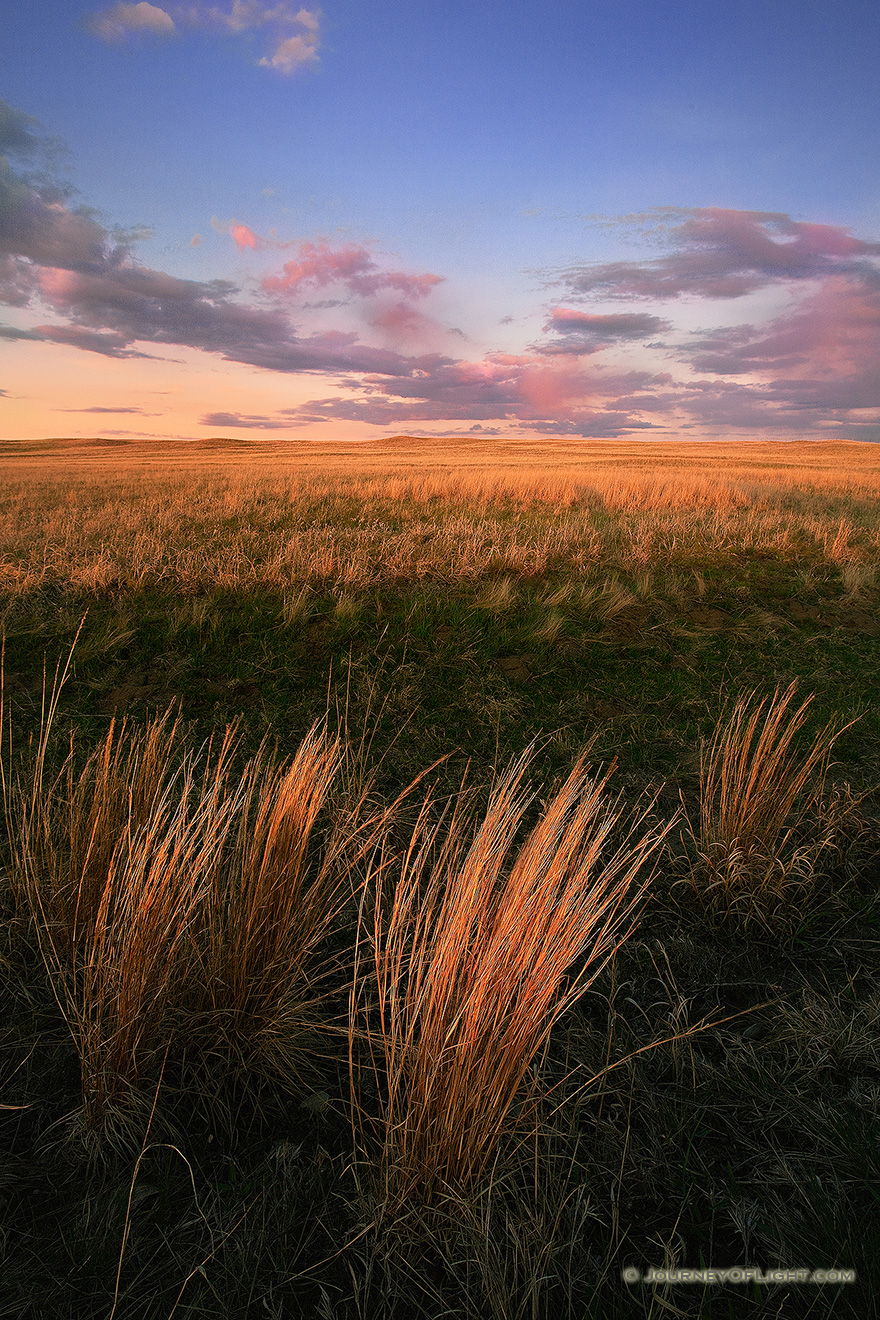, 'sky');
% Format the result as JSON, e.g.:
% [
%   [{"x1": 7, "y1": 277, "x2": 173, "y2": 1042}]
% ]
[{"x1": 2, "y1": 0, "x2": 880, "y2": 442}]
